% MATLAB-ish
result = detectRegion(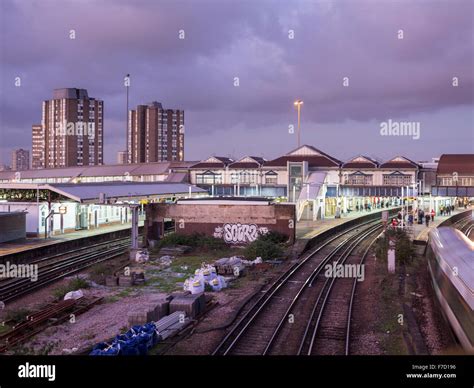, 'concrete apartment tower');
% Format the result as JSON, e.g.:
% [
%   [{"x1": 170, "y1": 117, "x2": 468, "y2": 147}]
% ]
[
  {"x1": 32, "y1": 88, "x2": 104, "y2": 169},
  {"x1": 127, "y1": 101, "x2": 184, "y2": 163},
  {"x1": 11, "y1": 148, "x2": 30, "y2": 171}
]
